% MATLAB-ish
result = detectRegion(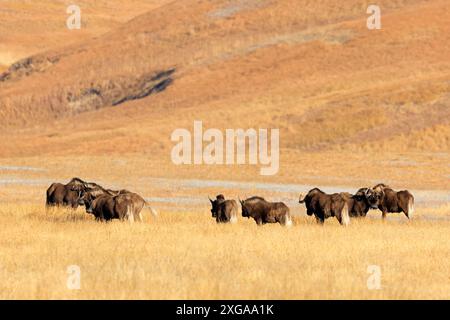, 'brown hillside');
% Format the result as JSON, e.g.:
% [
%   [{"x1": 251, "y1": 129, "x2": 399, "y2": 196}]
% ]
[
  {"x1": 0, "y1": 0, "x2": 173, "y2": 68},
  {"x1": 0, "y1": 0, "x2": 448, "y2": 189}
]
